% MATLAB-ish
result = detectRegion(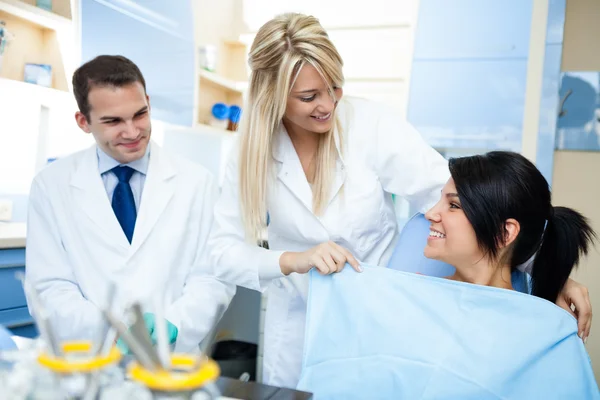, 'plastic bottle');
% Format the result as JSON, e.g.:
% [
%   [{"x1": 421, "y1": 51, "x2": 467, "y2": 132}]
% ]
[
  {"x1": 210, "y1": 103, "x2": 229, "y2": 130},
  {"x1": 227, "y1": 105, "x2": 241, "y2": 132}
]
